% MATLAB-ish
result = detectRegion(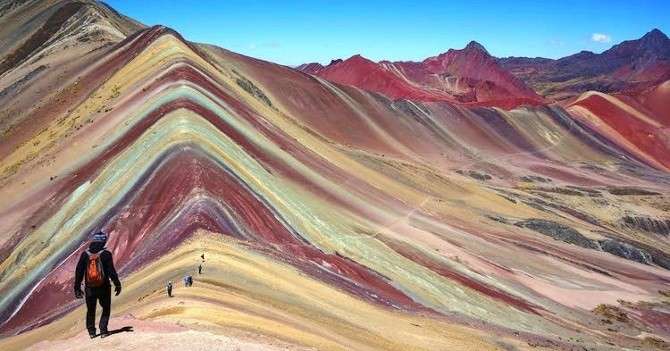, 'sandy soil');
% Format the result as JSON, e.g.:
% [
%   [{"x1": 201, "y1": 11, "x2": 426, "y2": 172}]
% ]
[{"x1": 23, "y1": 316, "x2": 315, "y2": 351}]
